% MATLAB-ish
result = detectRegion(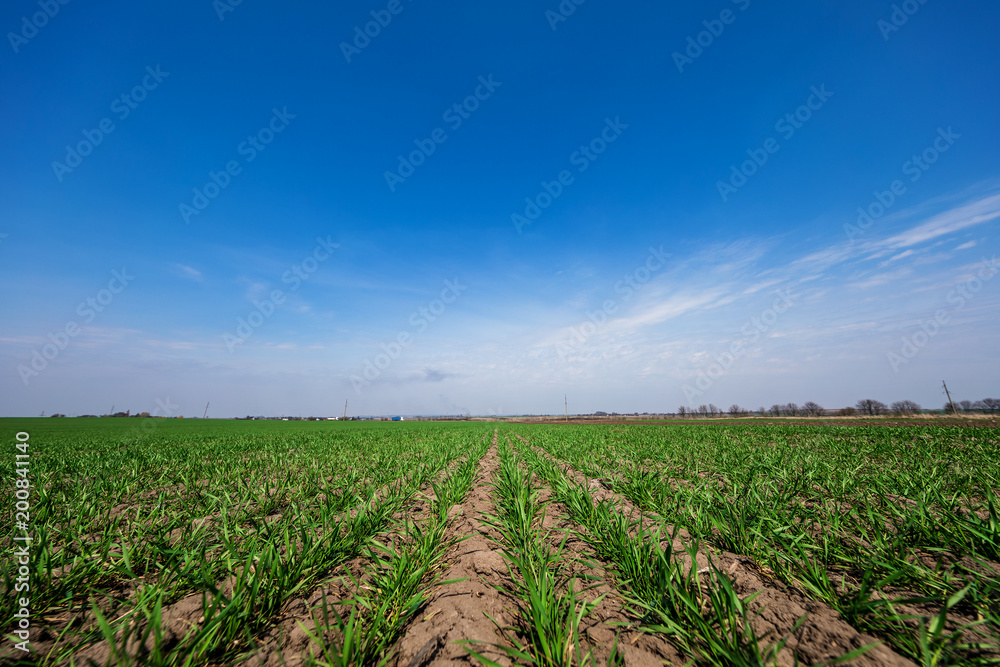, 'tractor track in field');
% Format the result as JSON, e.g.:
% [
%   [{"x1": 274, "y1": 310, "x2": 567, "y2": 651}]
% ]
[{"x1": 510, "y1": 431, "x2": 915, "y2": 667}]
